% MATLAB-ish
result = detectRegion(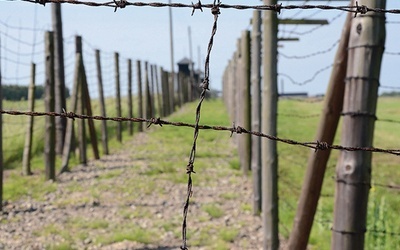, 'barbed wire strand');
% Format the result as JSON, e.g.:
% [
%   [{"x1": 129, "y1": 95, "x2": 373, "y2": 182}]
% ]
[
  {"x1": 21, "y1": 0, "x2": 400, "y2": 15},
  {"x1": 2, "y1": 109, "x2": 400, "y2": 157},
  {"x1": 180, "y1": 1, "x2": 220, "y2": 249}
]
